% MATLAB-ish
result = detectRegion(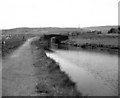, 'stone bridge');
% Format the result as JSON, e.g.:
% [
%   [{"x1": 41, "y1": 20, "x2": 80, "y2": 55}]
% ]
[{"x1": 43, "y1": 34, "x2": 68, "y2": 44}]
